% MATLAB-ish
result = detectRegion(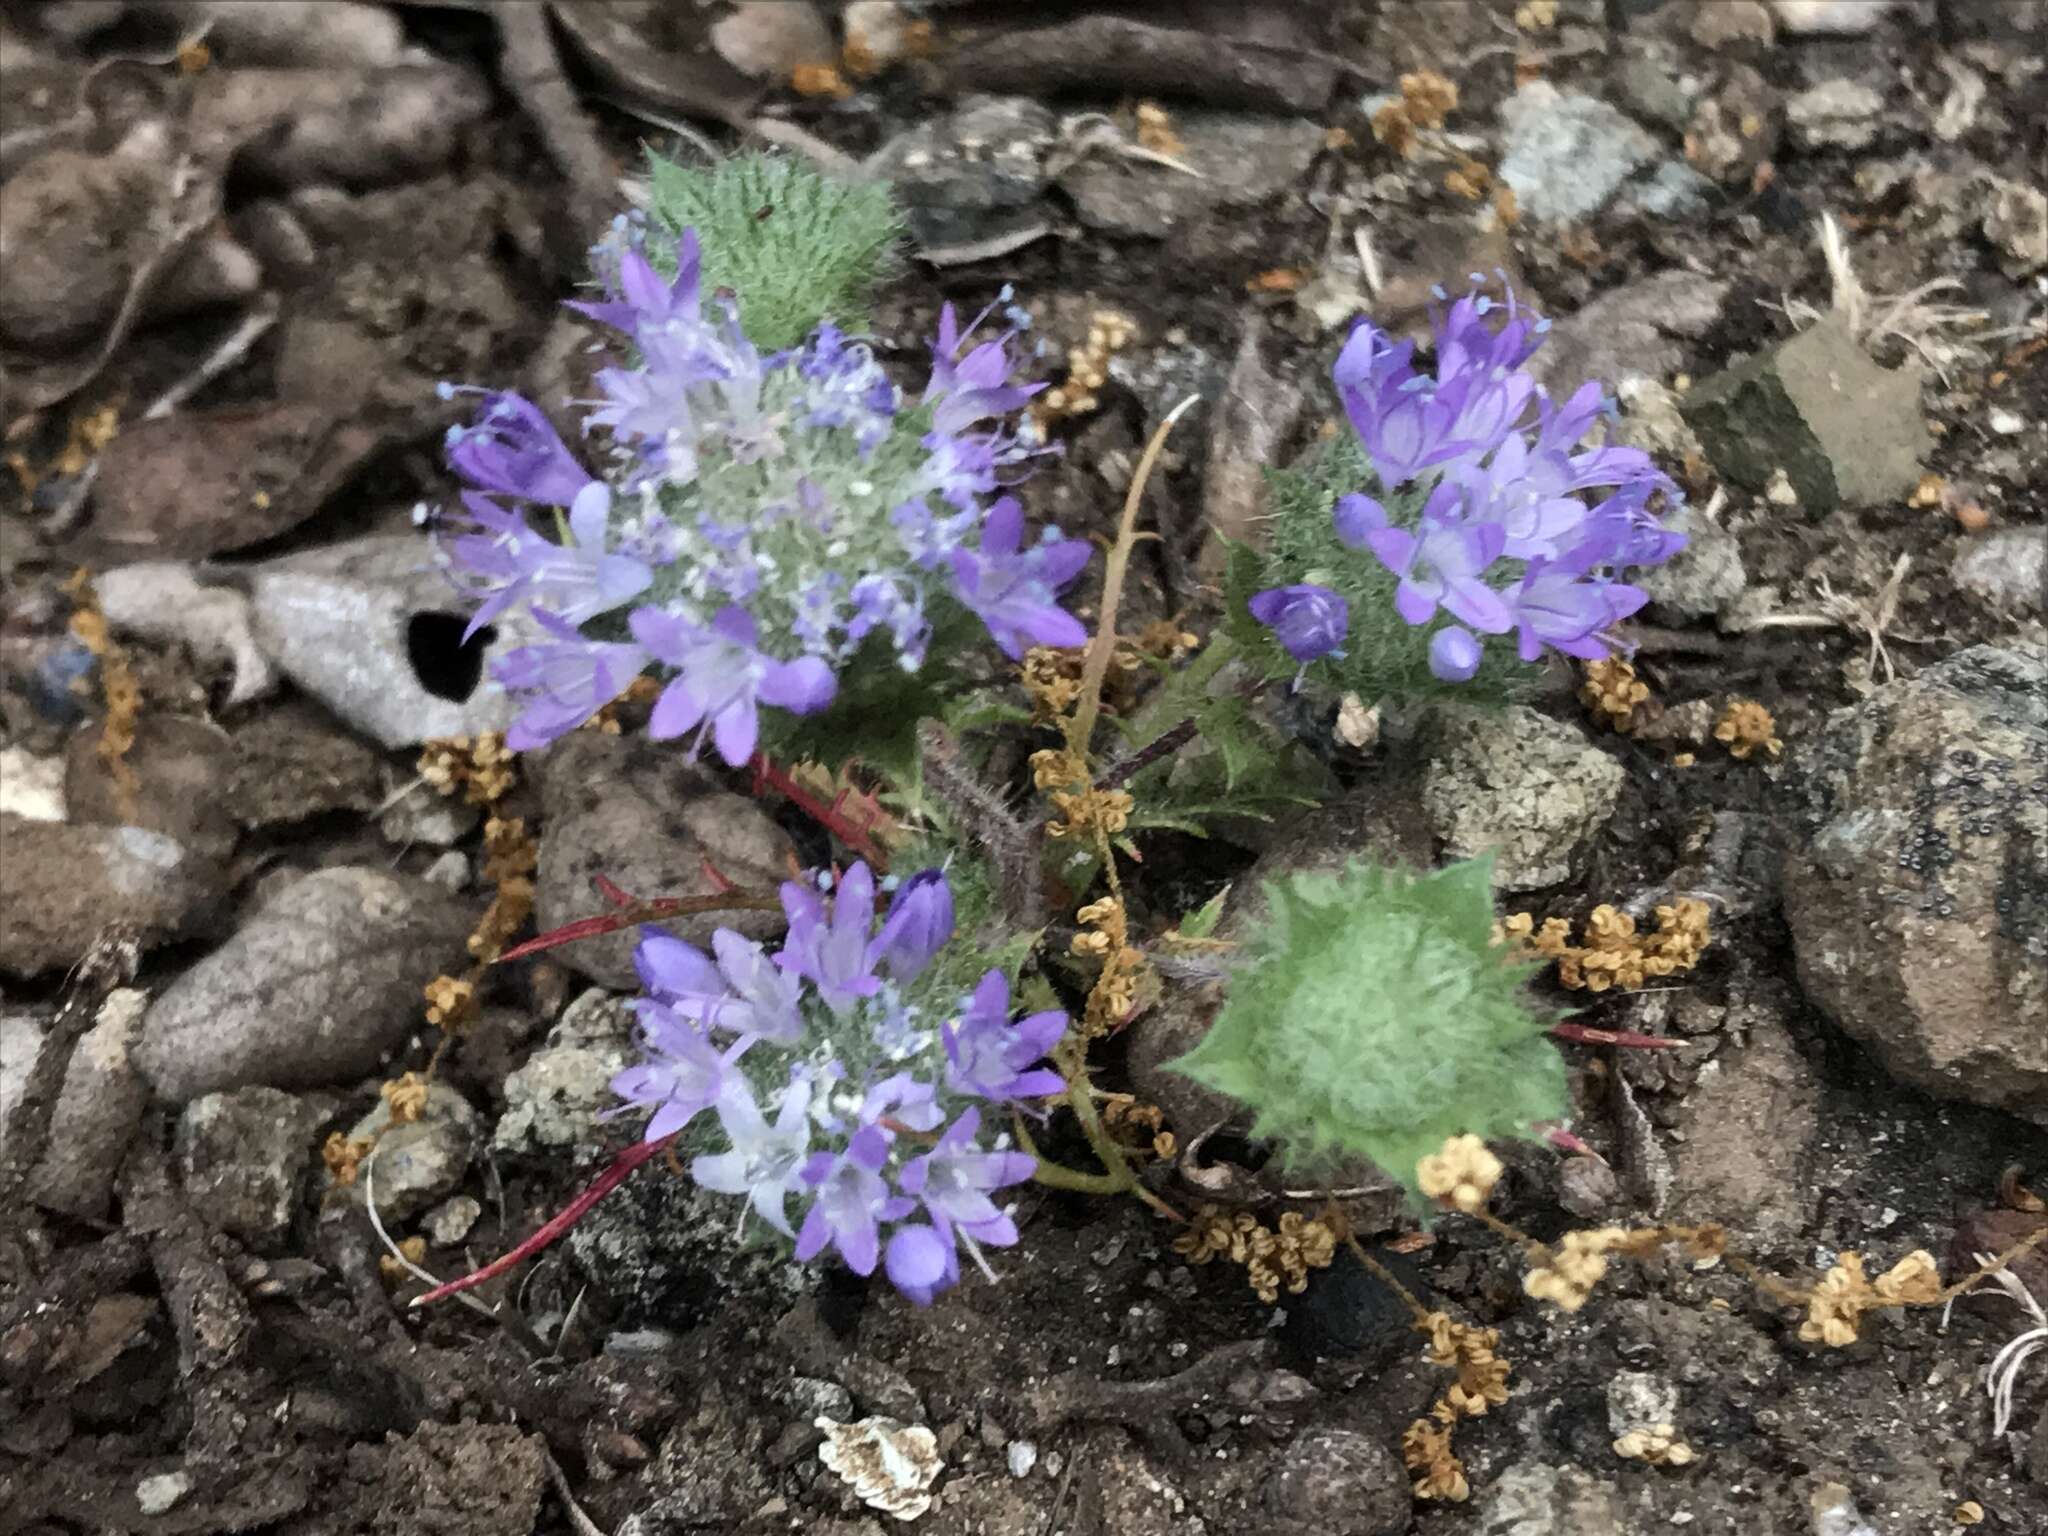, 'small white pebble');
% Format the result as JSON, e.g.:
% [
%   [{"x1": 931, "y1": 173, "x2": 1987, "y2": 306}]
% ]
[
  {"x1": 1007, "y1": 1440, "x2": 1038, "y2": 1477},
  {"x1": 136, "y1": 1472, "x2": 192, "y2": 1516},
  {"x1": 1988, "y1": 407, "x2": 2025, "y2": 435}
]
